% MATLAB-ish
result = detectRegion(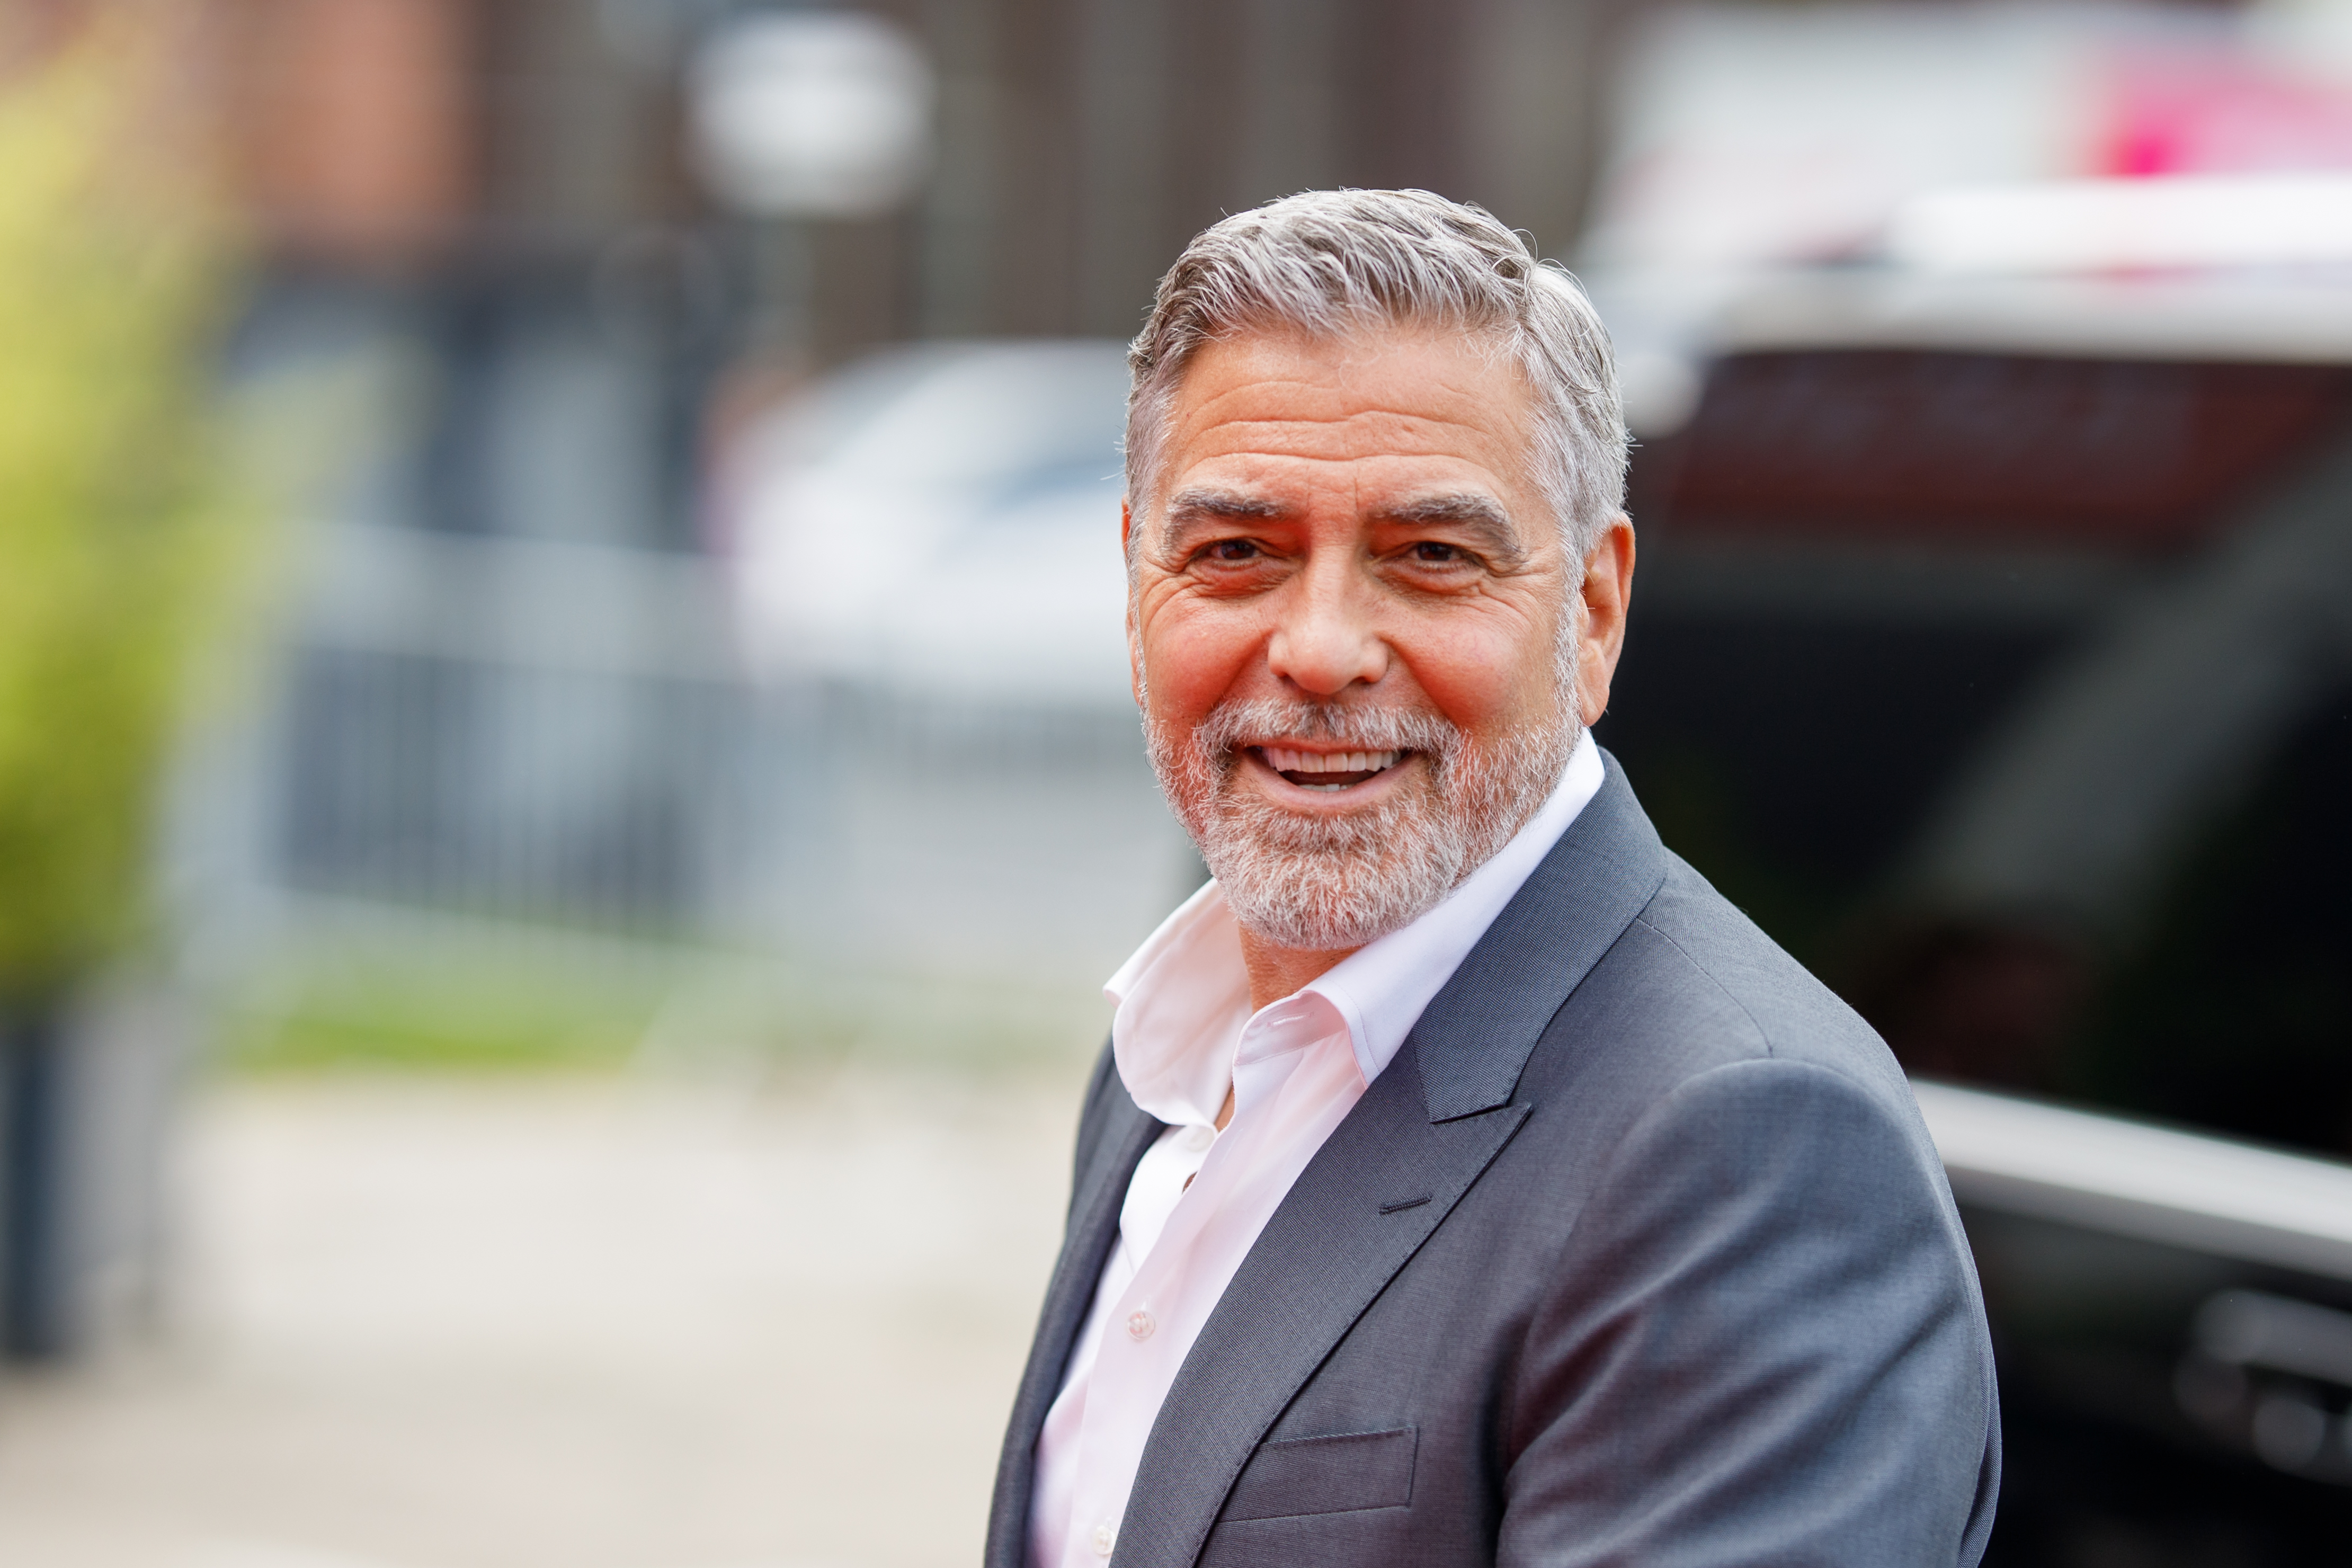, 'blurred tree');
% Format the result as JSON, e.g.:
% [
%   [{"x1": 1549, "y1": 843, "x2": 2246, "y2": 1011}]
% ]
[{"x1": 0, "y1": 19, "x2": 247, "y2": 1006}]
